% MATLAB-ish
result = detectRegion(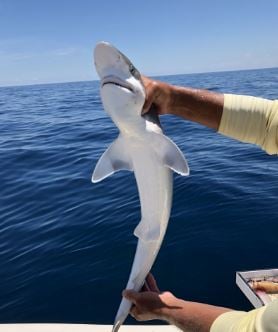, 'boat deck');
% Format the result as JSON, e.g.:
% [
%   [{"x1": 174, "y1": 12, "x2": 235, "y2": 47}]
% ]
[{"x1": 0, "y1": 324, "x2": 179, "y2": 331}]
